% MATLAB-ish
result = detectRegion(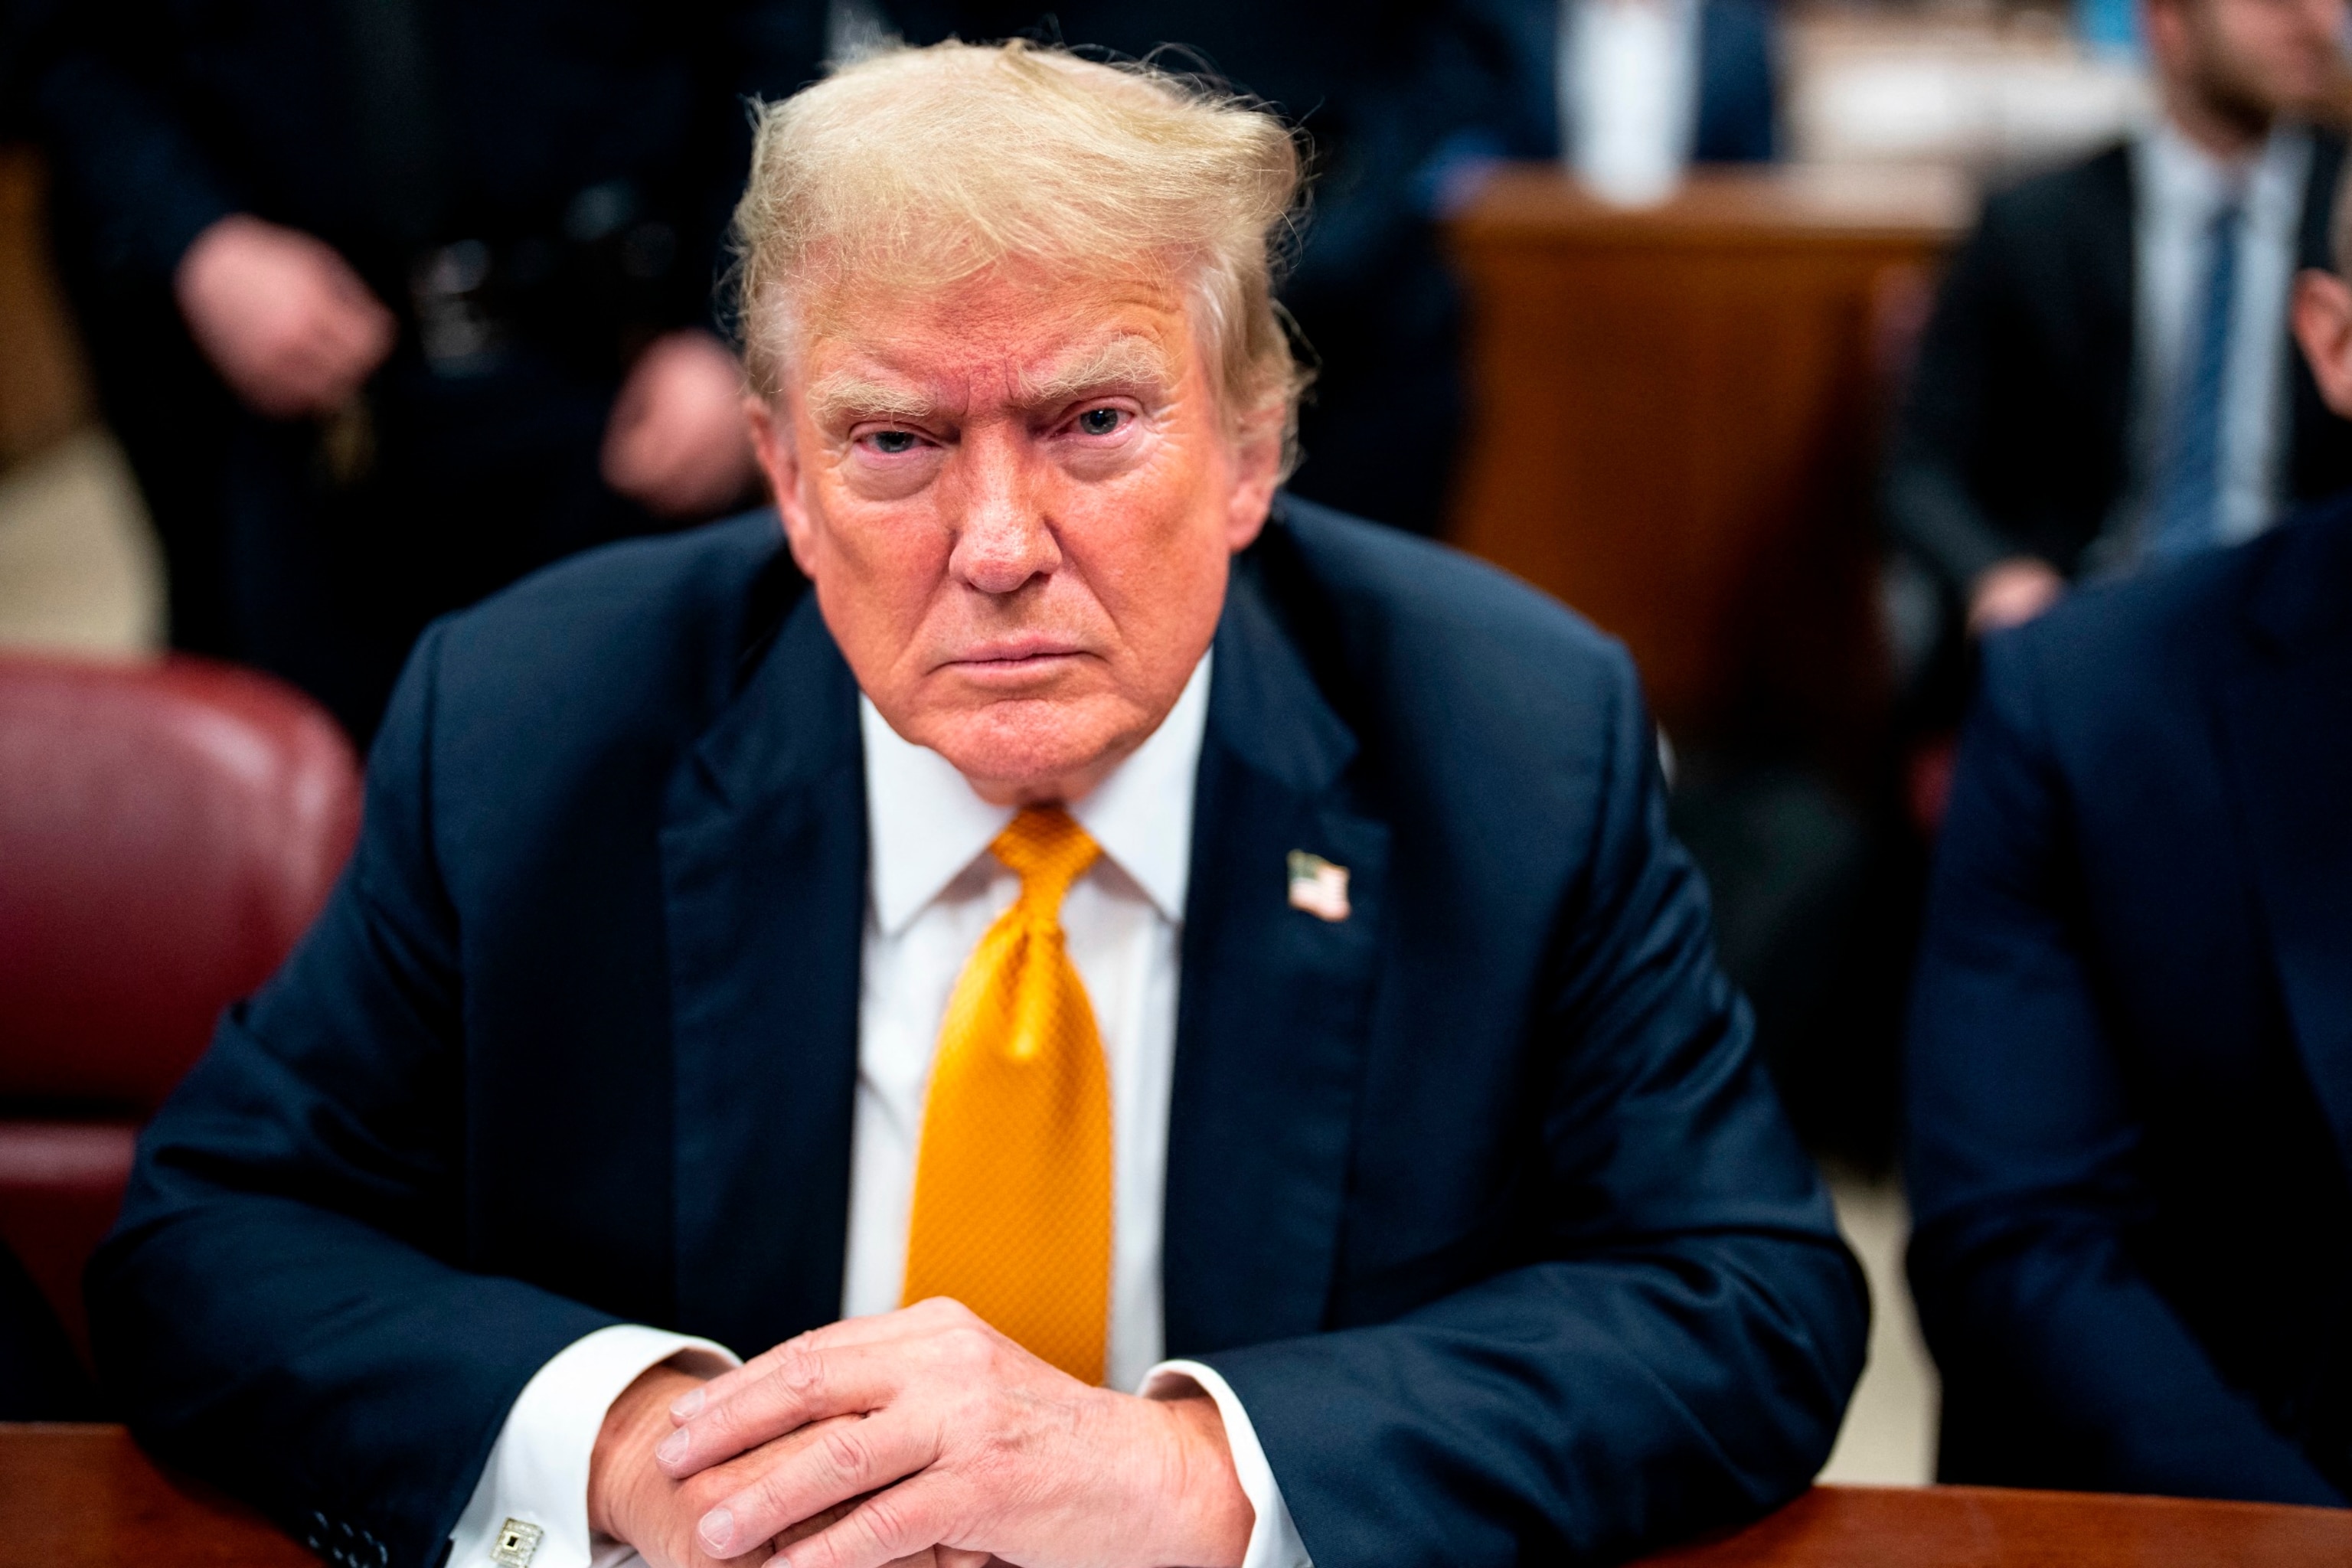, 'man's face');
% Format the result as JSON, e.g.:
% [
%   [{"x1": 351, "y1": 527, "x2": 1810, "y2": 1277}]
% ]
[
  {"x1": 2150, "y1": 0, "x2": 2347, "y2": 130},
  {"x1": 751, "y1": 263, "x2": 1281, "y2": 805}
]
